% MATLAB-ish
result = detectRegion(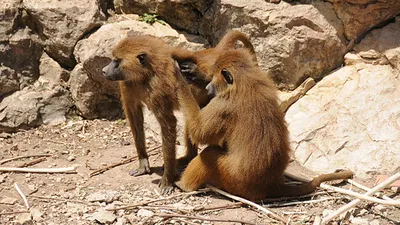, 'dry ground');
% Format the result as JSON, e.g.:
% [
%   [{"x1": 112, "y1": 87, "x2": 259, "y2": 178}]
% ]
[{"x1": 0, "y1": 118, "x2": 399, "y2": 225}]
